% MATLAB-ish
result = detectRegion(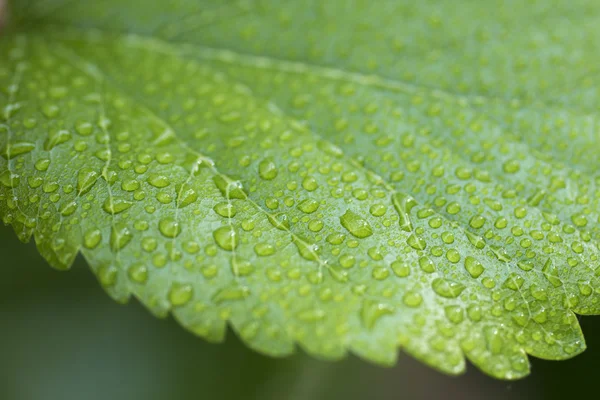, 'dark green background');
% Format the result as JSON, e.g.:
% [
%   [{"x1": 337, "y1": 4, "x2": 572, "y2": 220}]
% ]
[{"x1": 1, "y1": 223, "x2": 596, "y2": 400}]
